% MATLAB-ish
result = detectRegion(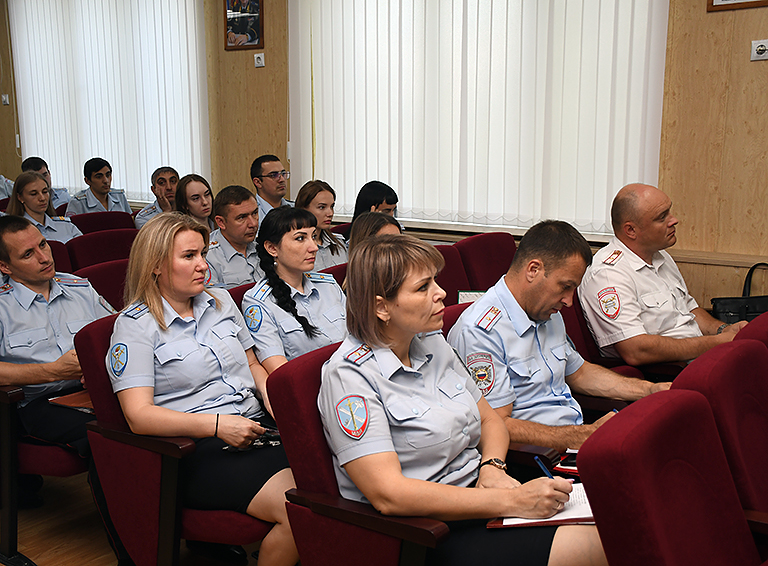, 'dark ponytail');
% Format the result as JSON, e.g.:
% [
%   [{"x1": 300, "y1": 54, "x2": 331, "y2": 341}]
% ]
[{"x1": 257, "y1": 206, "x2": 320, "y2": 338}]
